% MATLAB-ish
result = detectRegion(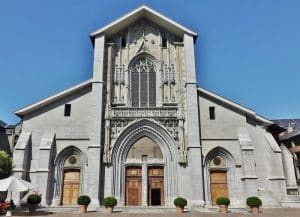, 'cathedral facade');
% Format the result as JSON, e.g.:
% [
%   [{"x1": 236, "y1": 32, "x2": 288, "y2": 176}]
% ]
[{"x1": 12, "y1": 6, "x2": 300, "y2": 208}]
